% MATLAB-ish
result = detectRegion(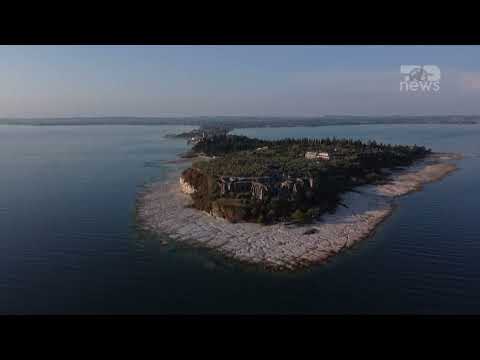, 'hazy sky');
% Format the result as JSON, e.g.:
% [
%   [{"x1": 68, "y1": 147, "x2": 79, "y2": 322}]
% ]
[{"x1": 1, "y1": 45, "x2": 480, "y2": 117}]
